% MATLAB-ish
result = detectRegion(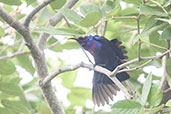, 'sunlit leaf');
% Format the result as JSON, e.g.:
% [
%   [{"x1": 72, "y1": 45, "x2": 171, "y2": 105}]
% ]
[
  {"x1": 149, "y1": 32, "x2": 167, "y2": 50},
  {"x1": 0, "y1": 26, "x2": 5, "y2": 36},
  {"x1": 147, "y1": 104, "x2": 164, "y2": 114},
  {"x1": 101, "y1": 0, "x2": 115, "y2": 16},
  {"x1": 51, "y1": 41, "x2": 80, "y2": 52},
  {"x1": 112, "y1": 100, "x2": 142, "y2": 114},
  {"x1": 148, "y1": 85, "x2": 162, "y2": 107},
  {"x1": 0, "y1": 60, "x2": 16, "y2": 75},
  {"x1": 80, "y1": 11, "x2": 101, "y2": 27},
  {"x1": 34, "y1": 26, "x2": 85, "y2": 35},
  {"x1": 0, "y1": 107, "x2": 15, "y2": 114},
  {"x1": 68, "y1": 87, "x2": 91, "y2": 106},
  {"x1": 140, "y1": 73, "x2": 152, "y2": 106},
  {"x1": 60, "y1": 8, "x2": 83, "y2": 25},
  {"x1": 16, "y1": 54, "x2": 35, "y2": 75},
  {"x1": 60, "y1": 71, "x2": 77, "y2": 89},
  {"x1": 140, "y1": 5, "x2": 168, "y2": 17},
  {"x1": 0, "y1": 82, "x2": 23, "y2": 96},
  {"x1": 1, "y1": 99, "x2": 30, "y2": 114},
  {"x1": 0, "y1": 0, "x2": 21, "y2": 5},
  {"x1": 155, "y1": 18, "x2": 171, "y2": 24},
  {"x1": 122, "y1": 0, "x2": 141, "y2": 5},
  {"x1": 166, "y1": 58, "x2": 171, "y2": 76},
  {"x1": 50, "y1": 0, "x2": 66, "y2": 10},
  {"x1": 133, "y1": 23, "x2": 167, "y2": 44},
  {"x1": 80, "y1": 4, "x2": 100, "y2": 16},
  {"x1": 160, "y1": 26, "x2": 171, "y2": 39},
  {"x1": 166, "y1": 100, "x2": 171, "y2": 106}
]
